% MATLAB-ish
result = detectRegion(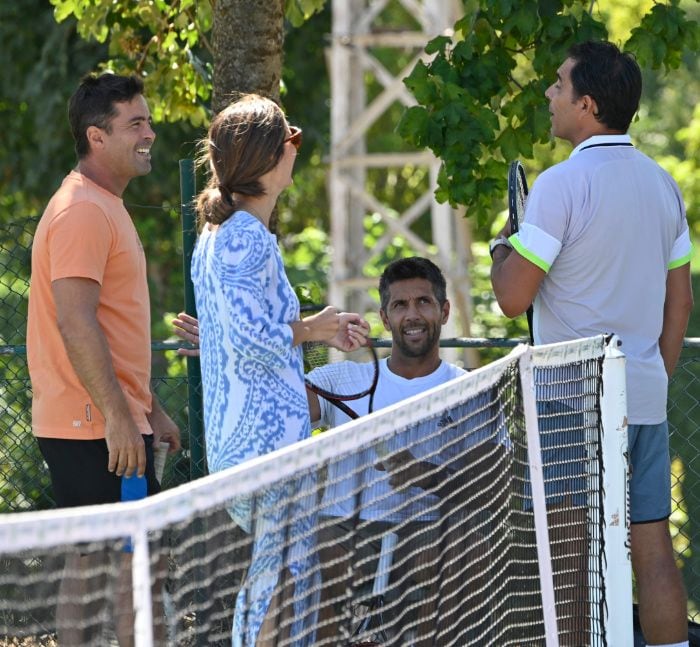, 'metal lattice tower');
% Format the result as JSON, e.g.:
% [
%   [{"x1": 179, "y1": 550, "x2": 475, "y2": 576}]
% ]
[{"x1": 328, "y1": 0, "x2": 475, "y2": 361}]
